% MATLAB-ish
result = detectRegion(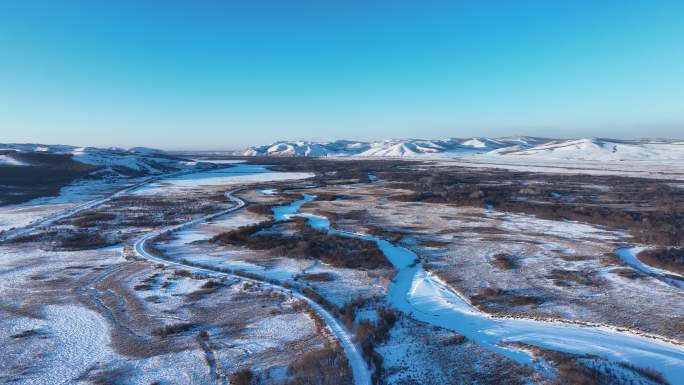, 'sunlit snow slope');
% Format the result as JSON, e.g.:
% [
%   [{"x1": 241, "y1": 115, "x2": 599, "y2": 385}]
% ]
[{"x1": 244, "y1": 137, "x2": 684, "y2": 161}]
